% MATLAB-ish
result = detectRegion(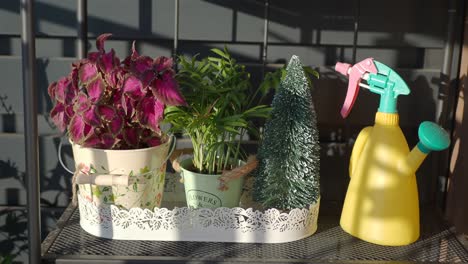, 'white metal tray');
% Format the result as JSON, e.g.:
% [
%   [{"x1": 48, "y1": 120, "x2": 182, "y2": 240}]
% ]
[{"x1": 78, "y1": 173, "x2": 320, "y2": 243}]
